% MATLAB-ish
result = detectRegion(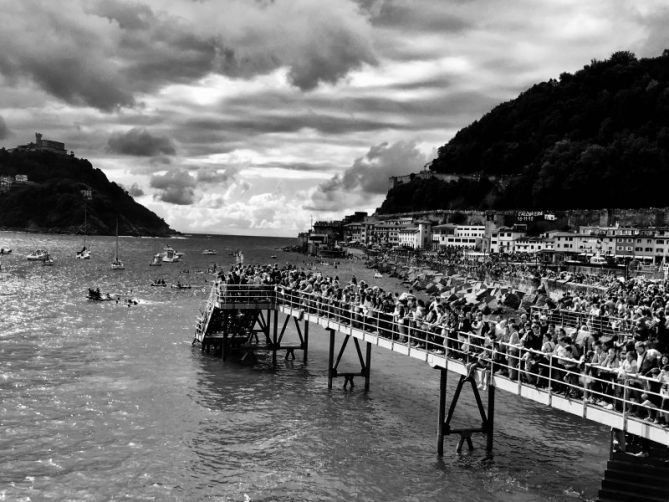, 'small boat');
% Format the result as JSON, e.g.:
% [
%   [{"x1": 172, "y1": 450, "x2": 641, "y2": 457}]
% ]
[
  {"x1": 27, "y1": 249, "x2": 49, "y2": 261},
  {"x1": 374, "y1": 272, "x2": 383, "y2": 278},
  {"x1": 171, "y1": 283, "x2": 192, "y2": 289},
  {"x1": 42, "y1": 253, "x2": 54, "y2": 266},
  {"x1": 0, "y1": 247, "x2": 11, "y2": 255},
  {"x1": 162, "y1": 246, "x2": 181, "y2": 263},
  {"x1": 151, "y1": 279, "x2": 167, "y2": 287},
  {"x1": 270, "y1": 255, "x2": 277, "y2": 259},
  {"x1": 202, "y1": 249, "x2": 217, "y2": 255},
  {"x1": 149, "y1": 253, "x2": 162, "y2": 266},
  {"x1": 111, "y1": 218, "x2": 125, "y2": 270},
  {"x1": 76, "y1": 205, "x2": 91, "y2": 259}
]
